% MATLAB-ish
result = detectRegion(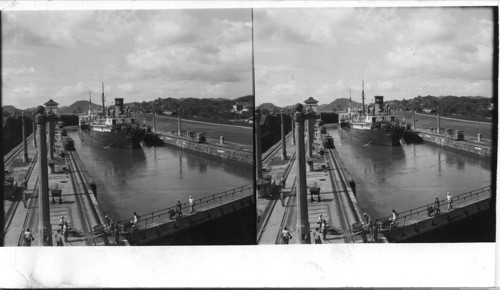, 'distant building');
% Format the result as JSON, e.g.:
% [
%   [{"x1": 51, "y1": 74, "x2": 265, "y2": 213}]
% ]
[
  {"x1": 304, "y1": 97, "x2": 319, "y2": 113},
  {"x1": 44, "y1": 99, "x2": 59, "y2": 115},
  {"x1": 231, "y1": 103, "x2": 250, "y2": 114}
]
